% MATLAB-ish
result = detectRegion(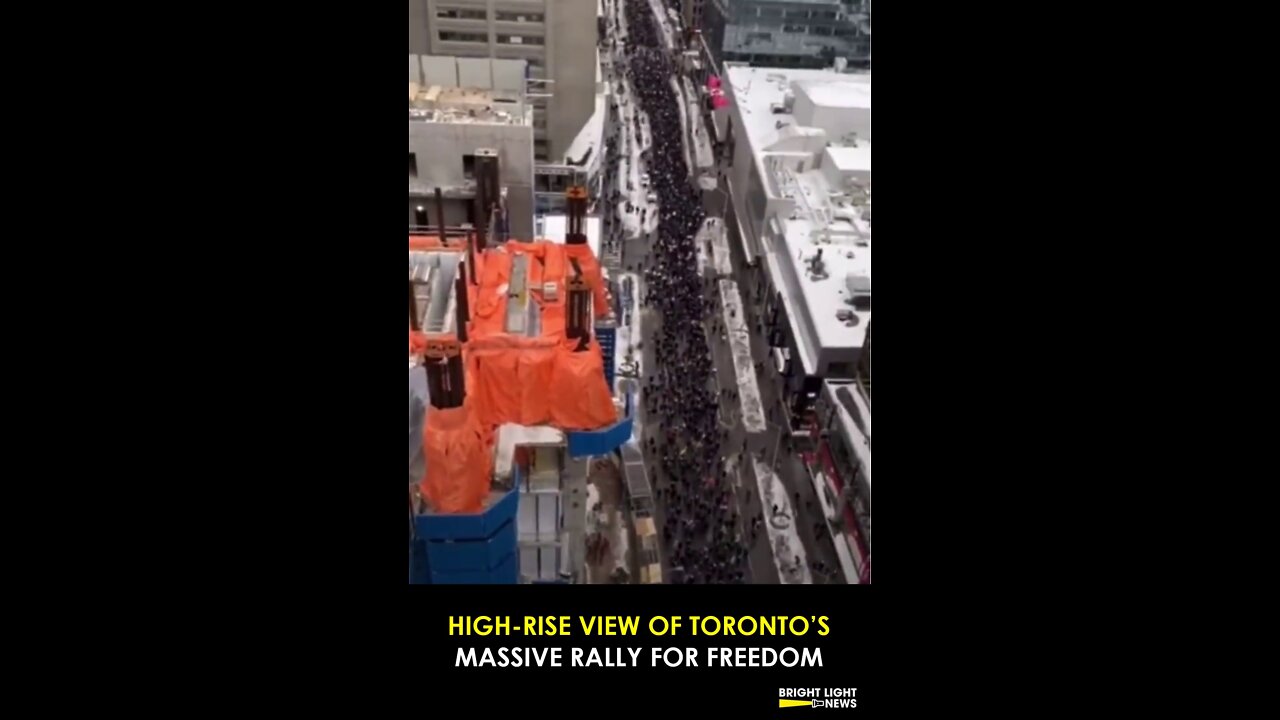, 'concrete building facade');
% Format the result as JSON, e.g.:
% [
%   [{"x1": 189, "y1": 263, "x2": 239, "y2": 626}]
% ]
[
  {"x1": 717, "y1": 64, "x2": 870, "y2": 417},
  {"x1": 409, "y1": 59, "x2": 536, "y2": 239},
  {"x1": 409, "y1": 0, "x2": 599, "y2": 163},
  {"x1": 684, "y1": 0, "x2": 870, "y2": 70}
]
